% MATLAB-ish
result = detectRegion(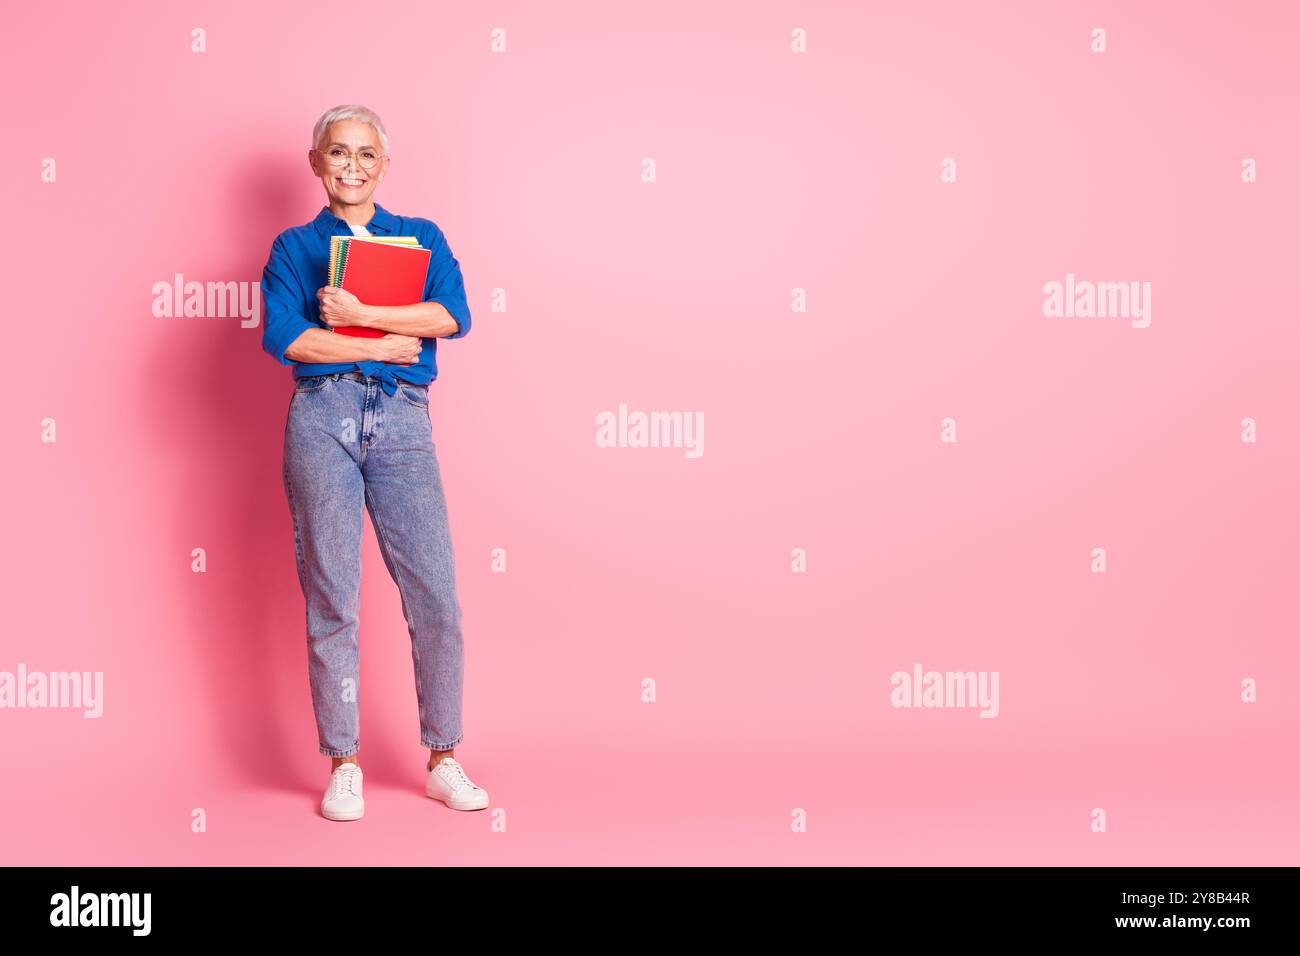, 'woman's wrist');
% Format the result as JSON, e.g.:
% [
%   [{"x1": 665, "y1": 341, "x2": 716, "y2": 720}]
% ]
[{"x1": 356, "y1": 303, "x2": 381, "y2": 330}]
